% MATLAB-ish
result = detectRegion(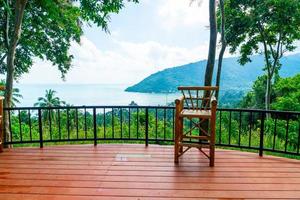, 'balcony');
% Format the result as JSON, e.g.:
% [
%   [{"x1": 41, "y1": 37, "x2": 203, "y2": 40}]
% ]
[{"x1": 0, "y1": 105, "x2": 300, "y2": 199}]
